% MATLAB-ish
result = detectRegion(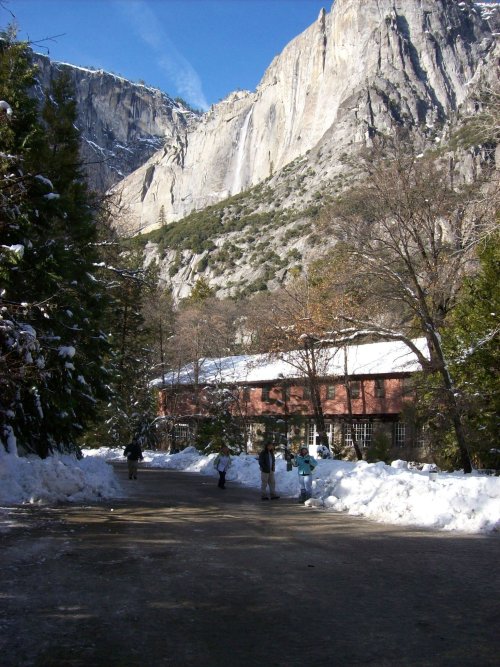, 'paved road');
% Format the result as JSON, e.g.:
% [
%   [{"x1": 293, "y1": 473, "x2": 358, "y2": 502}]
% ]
[{"x1": 1, "y1": 464, "x2": 499, "y2": 667}]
